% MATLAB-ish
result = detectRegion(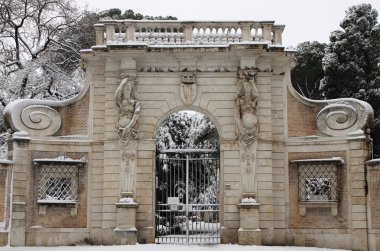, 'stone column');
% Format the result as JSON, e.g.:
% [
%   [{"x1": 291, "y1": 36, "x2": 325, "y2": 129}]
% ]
[
  {"x1": 348, "y1": 132, "x2": 370, "y2": 251},
  {"x1": 8, "y1": 131, "x2": 31, "y2": 246},
  {"x1": 238, "y1": 200, "x2": 261, "y2": 245},
  {"x1": 114, "y1": 192, "x2": 139, "y2": 245}
]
